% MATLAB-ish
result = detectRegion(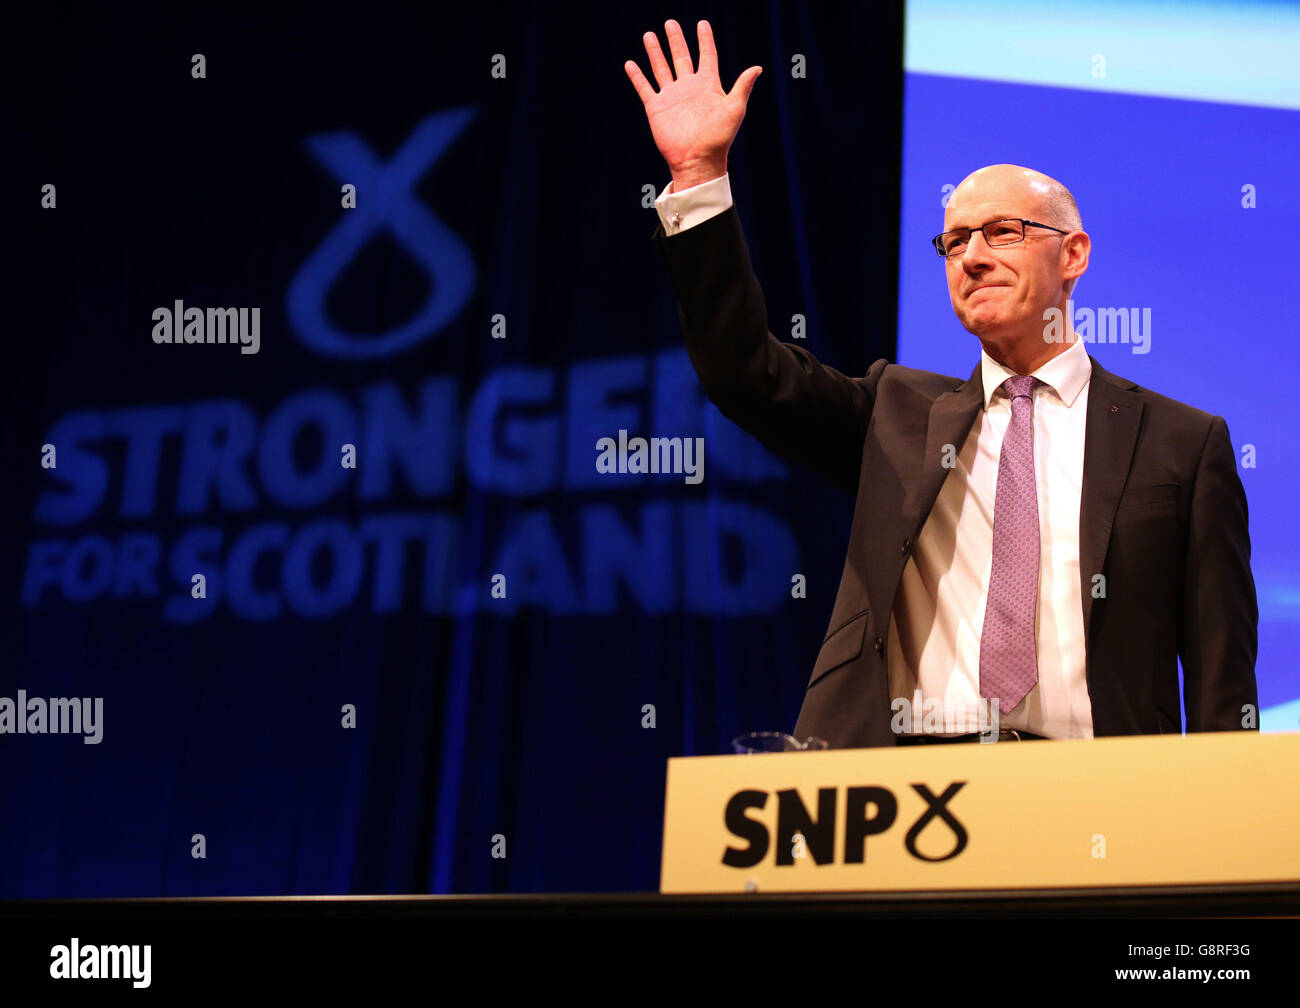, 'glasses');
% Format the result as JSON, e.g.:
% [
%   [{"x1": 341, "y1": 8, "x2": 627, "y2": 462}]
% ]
[{"x1": 932, "y1": 218, "x2": 1069, "y2": 258}]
